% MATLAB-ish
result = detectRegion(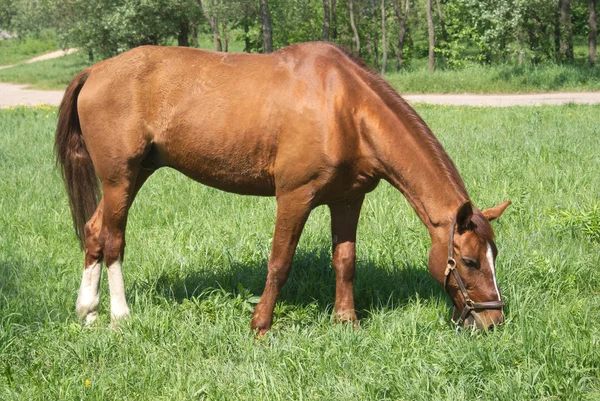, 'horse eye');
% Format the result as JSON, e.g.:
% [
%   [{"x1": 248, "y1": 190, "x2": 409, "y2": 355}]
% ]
[{"x1": 462, "y1": 258, "x2": 479, "y2": 269}]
